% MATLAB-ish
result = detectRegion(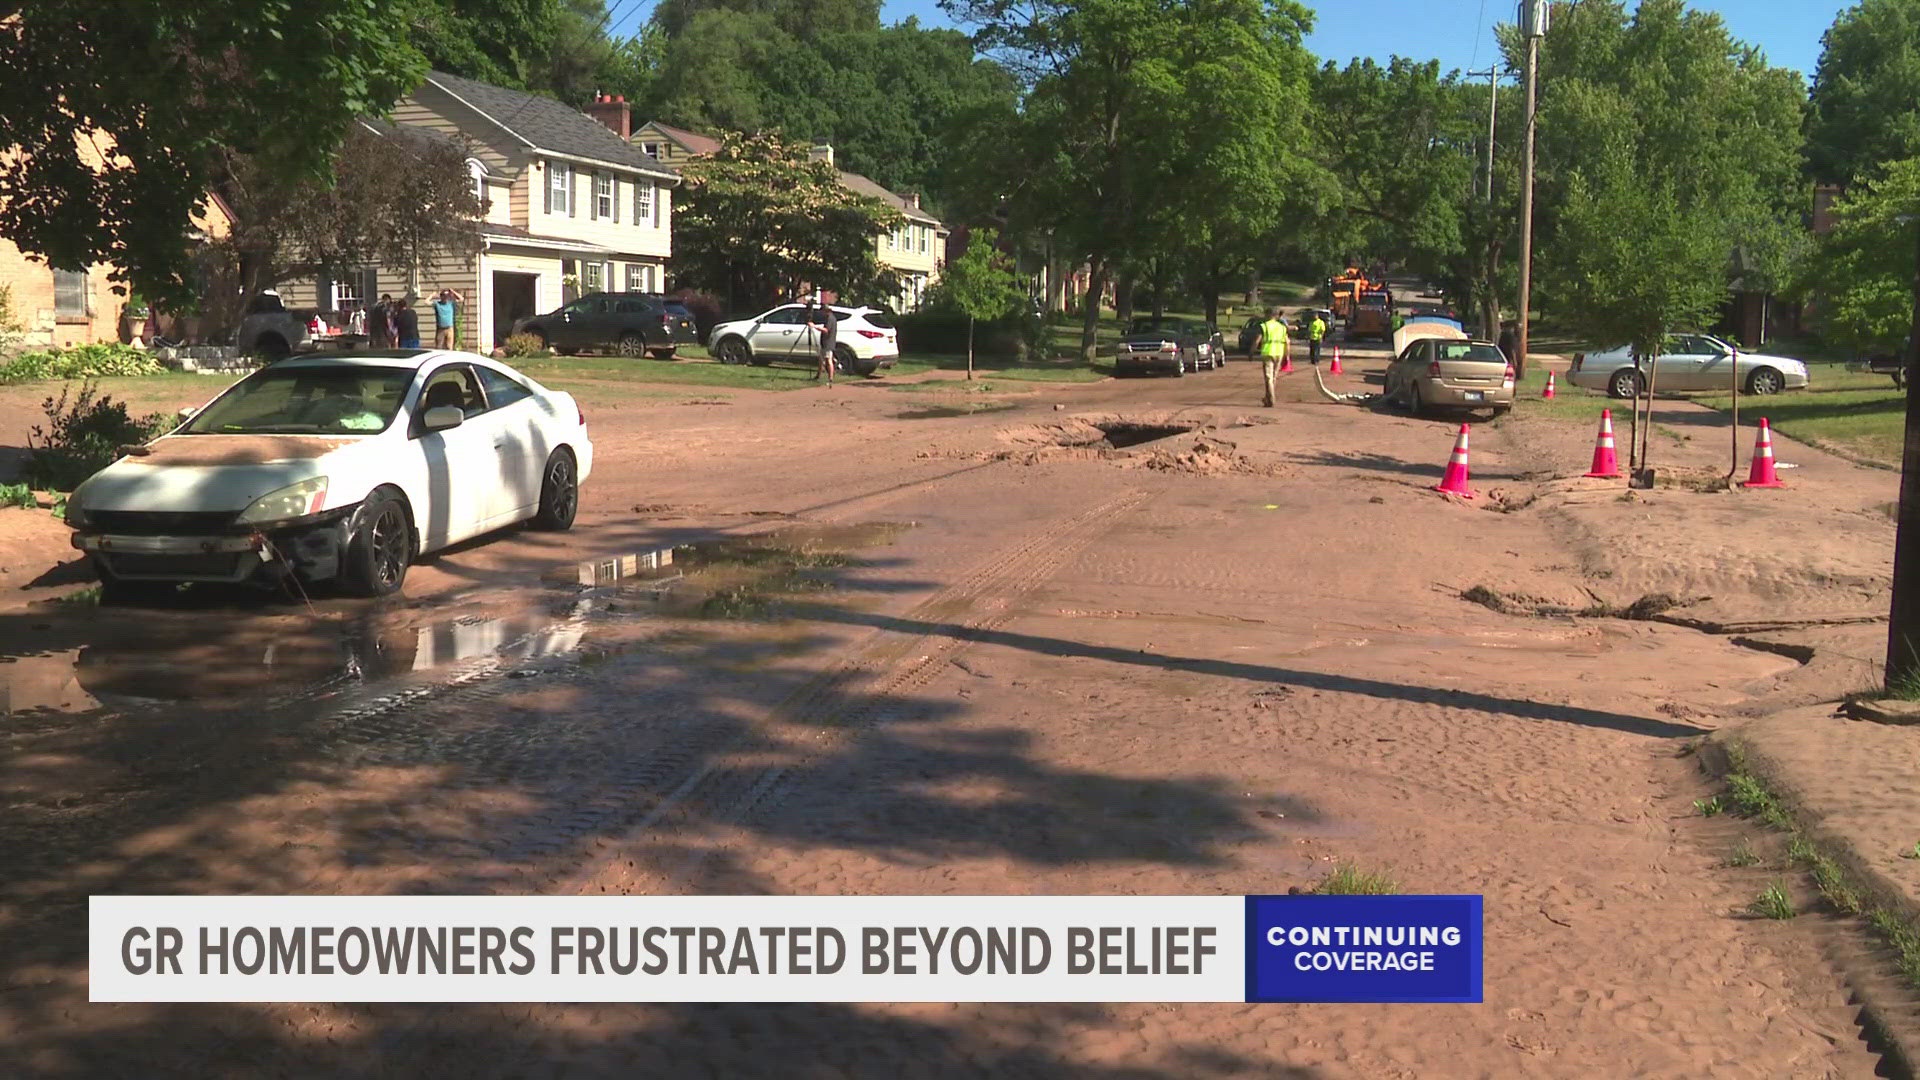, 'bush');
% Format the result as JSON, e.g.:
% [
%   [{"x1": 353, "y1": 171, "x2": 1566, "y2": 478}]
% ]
[
  {"x1": 23, "y1": 380, "x2": 172, "y2": 491},
  {"x1": 669, "y1": 288, "x2": 725, "y2": 339},
  {"x1": 0, "y1": 343, "x2": 164, "y2": 383},
  {"x1": 892, "y1": 311, "x2": 1043, "y2": 358},
  {"x1": 501, "y1": 332, "x2": 549, "y2": 359}
]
